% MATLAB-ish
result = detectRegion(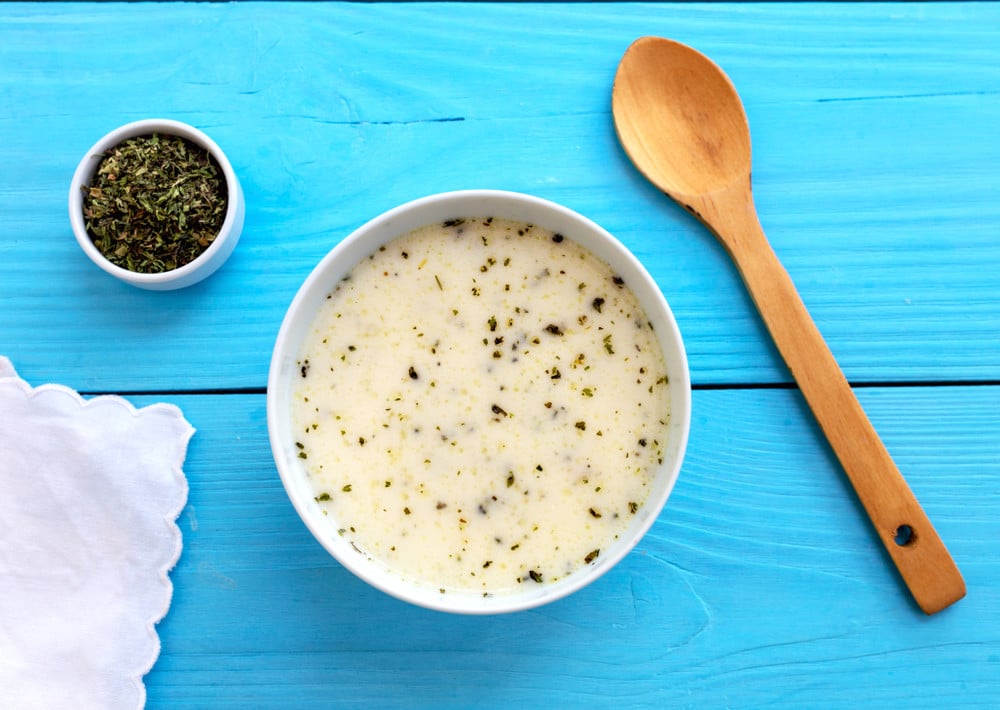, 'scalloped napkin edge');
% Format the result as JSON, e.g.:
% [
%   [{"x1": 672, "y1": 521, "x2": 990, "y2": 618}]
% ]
[{"x1": 0, "y1": 357, "x2": 193, "y2": 710}]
